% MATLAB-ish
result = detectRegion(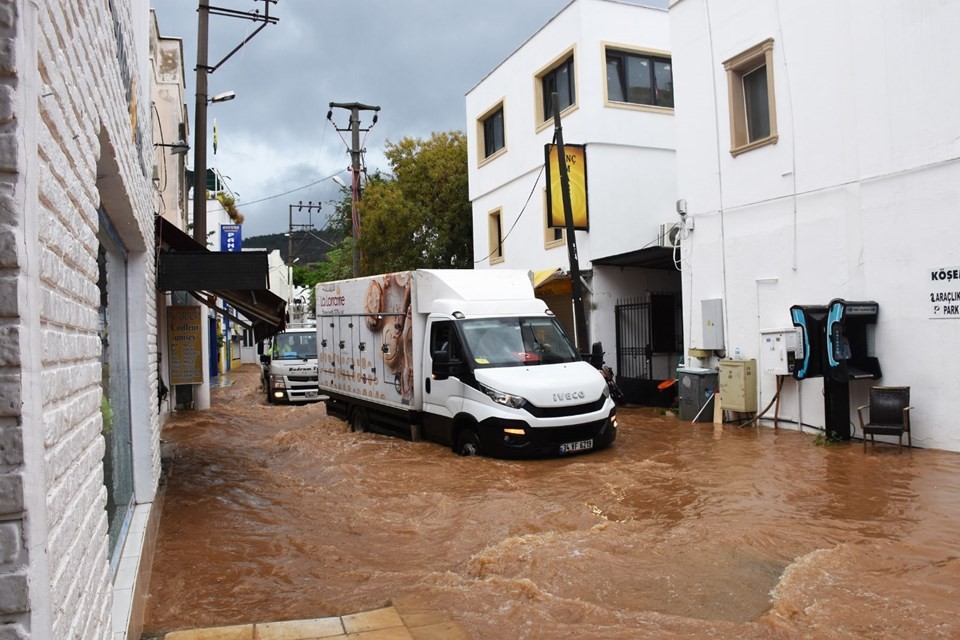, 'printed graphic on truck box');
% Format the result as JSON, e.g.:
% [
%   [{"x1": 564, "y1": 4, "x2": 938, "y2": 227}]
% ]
[{"x1": 318, "y1": 272, "x2": 415, "y2": 407}]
